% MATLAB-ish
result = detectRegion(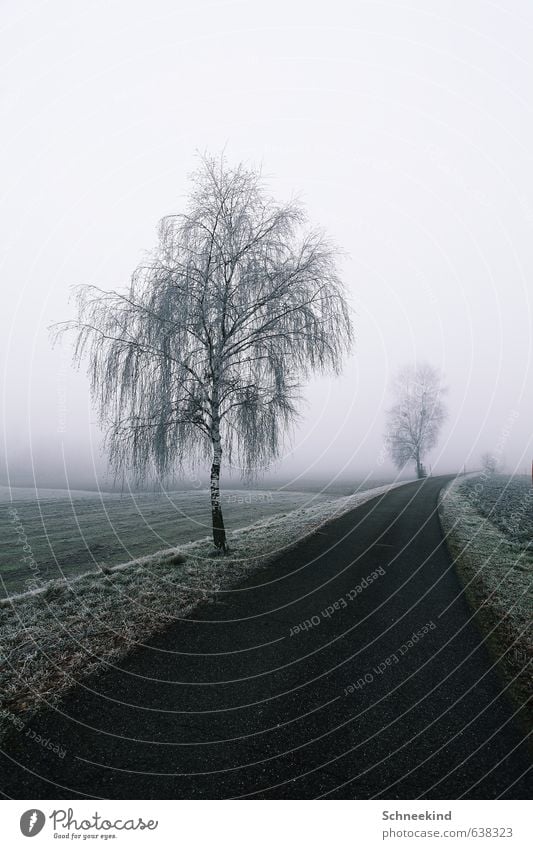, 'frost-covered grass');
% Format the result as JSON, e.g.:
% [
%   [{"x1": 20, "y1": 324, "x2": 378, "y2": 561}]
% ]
[
  {"x1": 458, "y1": 475, "x2": 533, "y2": 547},
  {"x1": 0, "y1": 481, "x2": 405, "y2": 738},
  {"x1": 1, "y1": 487, "x2": 337, "y2": 596},
  {"x1": 439, "y1": 475, "x2": 532, "y2": 722}
]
